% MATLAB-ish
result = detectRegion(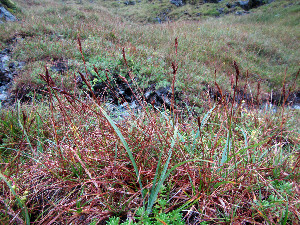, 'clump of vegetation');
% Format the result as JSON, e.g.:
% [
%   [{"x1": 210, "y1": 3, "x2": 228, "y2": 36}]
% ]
[
  {"x1": 1, "y1": 36, "x2": 299, "y2": 223},
  {"x1": 0, "y1": 0, "x2": 16, "y2": 11}
]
